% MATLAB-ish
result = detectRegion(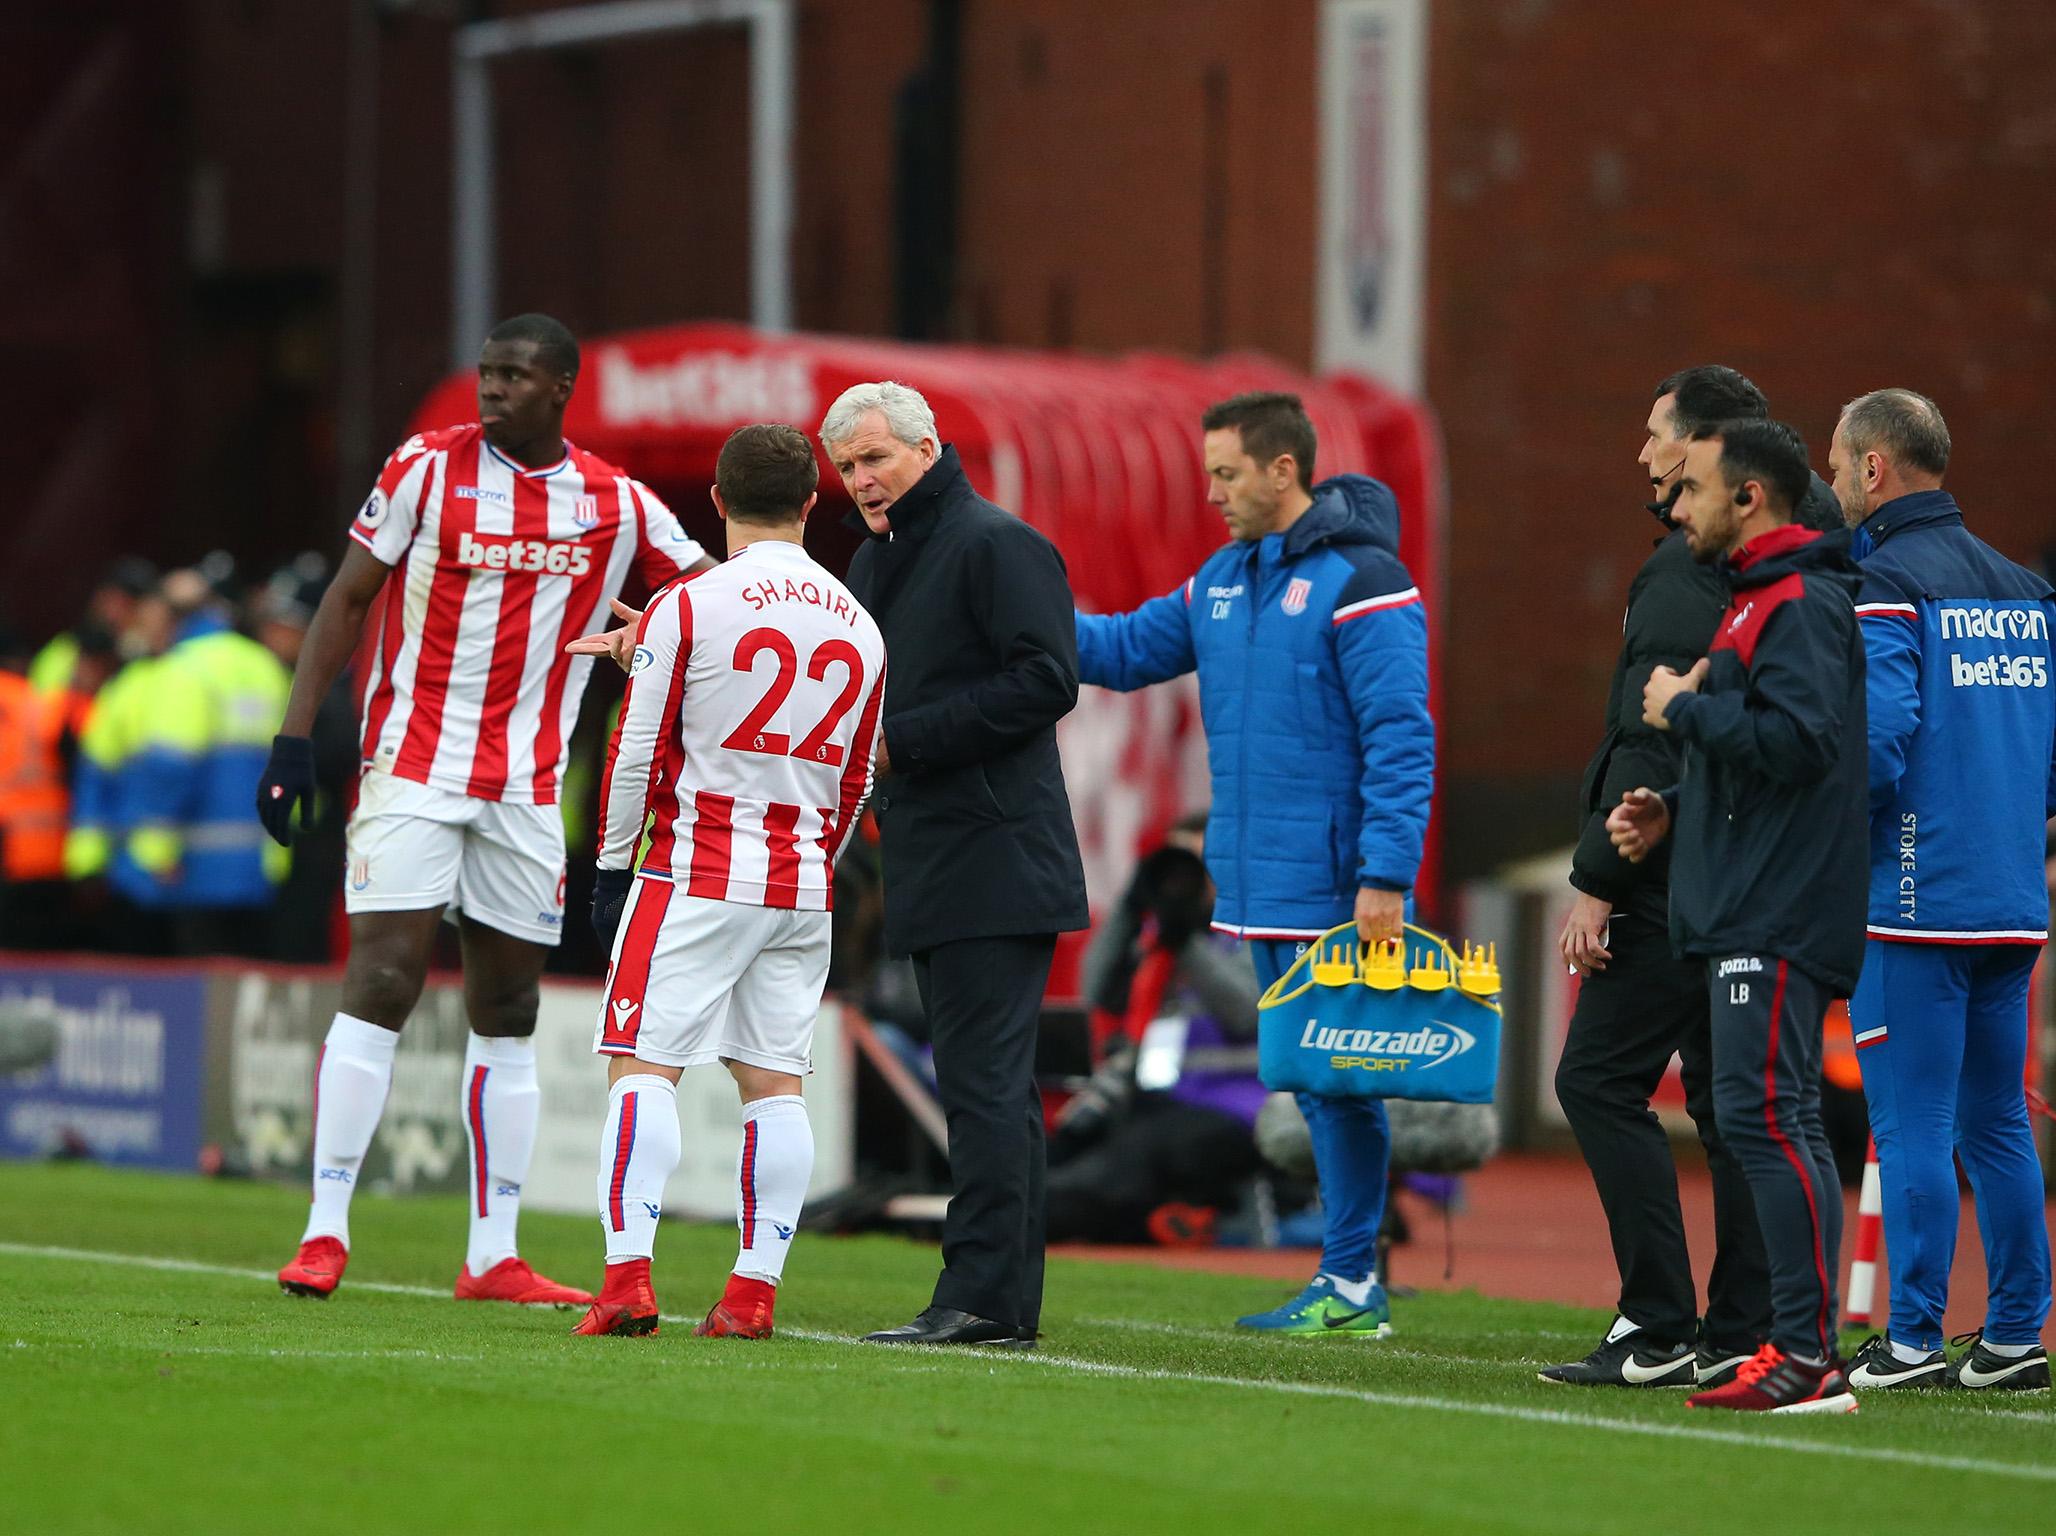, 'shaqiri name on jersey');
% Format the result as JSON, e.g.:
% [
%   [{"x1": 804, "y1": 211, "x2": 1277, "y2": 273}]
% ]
[{"x1": 598, "y1": 540, "x2": 887, "y2": 911}]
